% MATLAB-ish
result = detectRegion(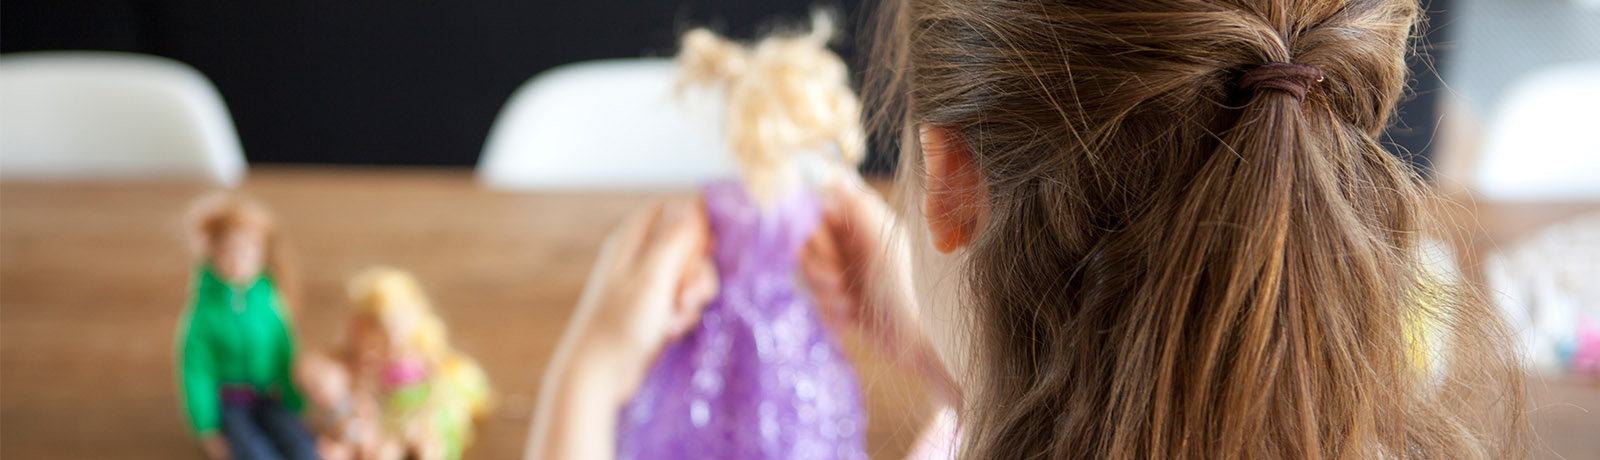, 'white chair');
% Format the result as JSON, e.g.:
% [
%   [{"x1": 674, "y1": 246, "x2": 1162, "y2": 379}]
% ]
[
  {"x1": 477, "y1": 58, "x2": 737, "y2": 190},
  {"x1": 0, "y1": 51, "x2": 245, "y2": 184},
  {"x1": 1473, "y1": 62, "x2": 1600, "y2": 201},
  {"x1": 1467, "y1": 62, "x2": 1600, "y2": 374}
]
